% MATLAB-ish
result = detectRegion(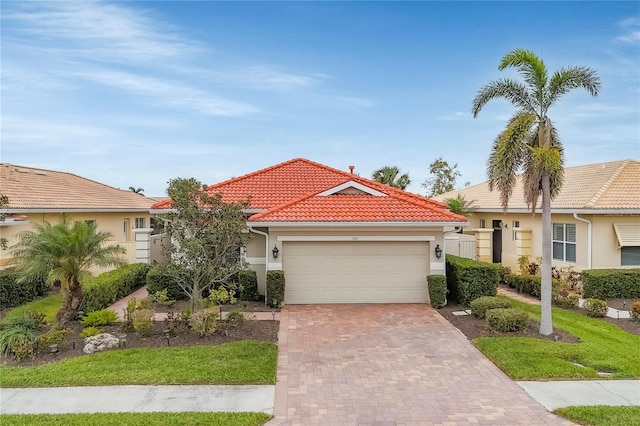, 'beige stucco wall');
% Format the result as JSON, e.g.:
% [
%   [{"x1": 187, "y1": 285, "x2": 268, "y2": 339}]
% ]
[
  {"x1": 0, "y1": 212, "x2": 151, "y2": 272},
  {"x1": 468, "y1": 212, "x2": 639, "y2": 271}
]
